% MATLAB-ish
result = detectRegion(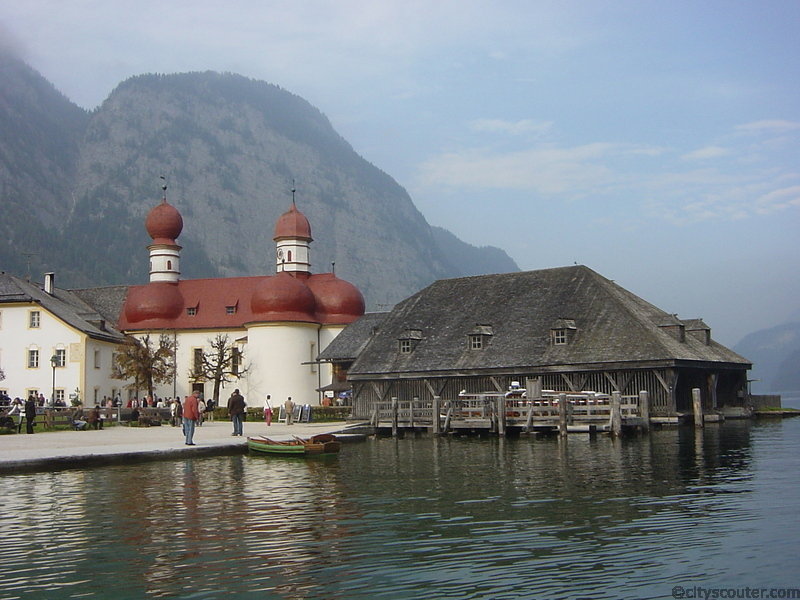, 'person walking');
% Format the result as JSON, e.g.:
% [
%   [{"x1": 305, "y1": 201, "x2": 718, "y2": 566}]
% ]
[
  {"x1": 24, "y1": 395, "x2": 37, "y2": 434},
  {"x1": 183, "y1": 391, "x2": 201, "y2": 445},
  {"x1": 284, "y1": 397, "x2": 295, "y2": 425},
  {"x1": 264, "y1": 395, "x2": 273, "y2": 426},
  {"x1": 228, "y1": 389, "x2": 246, "y2": 436}
]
